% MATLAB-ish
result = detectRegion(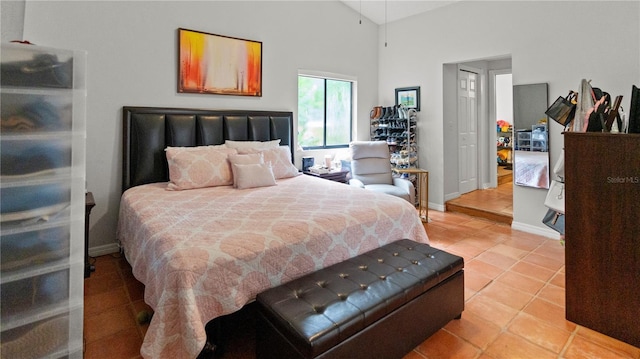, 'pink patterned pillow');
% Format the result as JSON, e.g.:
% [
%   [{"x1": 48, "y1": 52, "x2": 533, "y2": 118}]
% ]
[
  {"x1": 238, "y1": 146, "x2": 300, "y2": 179},
  {"x1": 166, "y1": 146, "x2": 237, "y2": 190},
  {"x1": 232, "y1": 163, "x2": 276, "y2": 189},
  {"x1": 228, "y1": 152, "x2": 264, "y2": 188}
]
